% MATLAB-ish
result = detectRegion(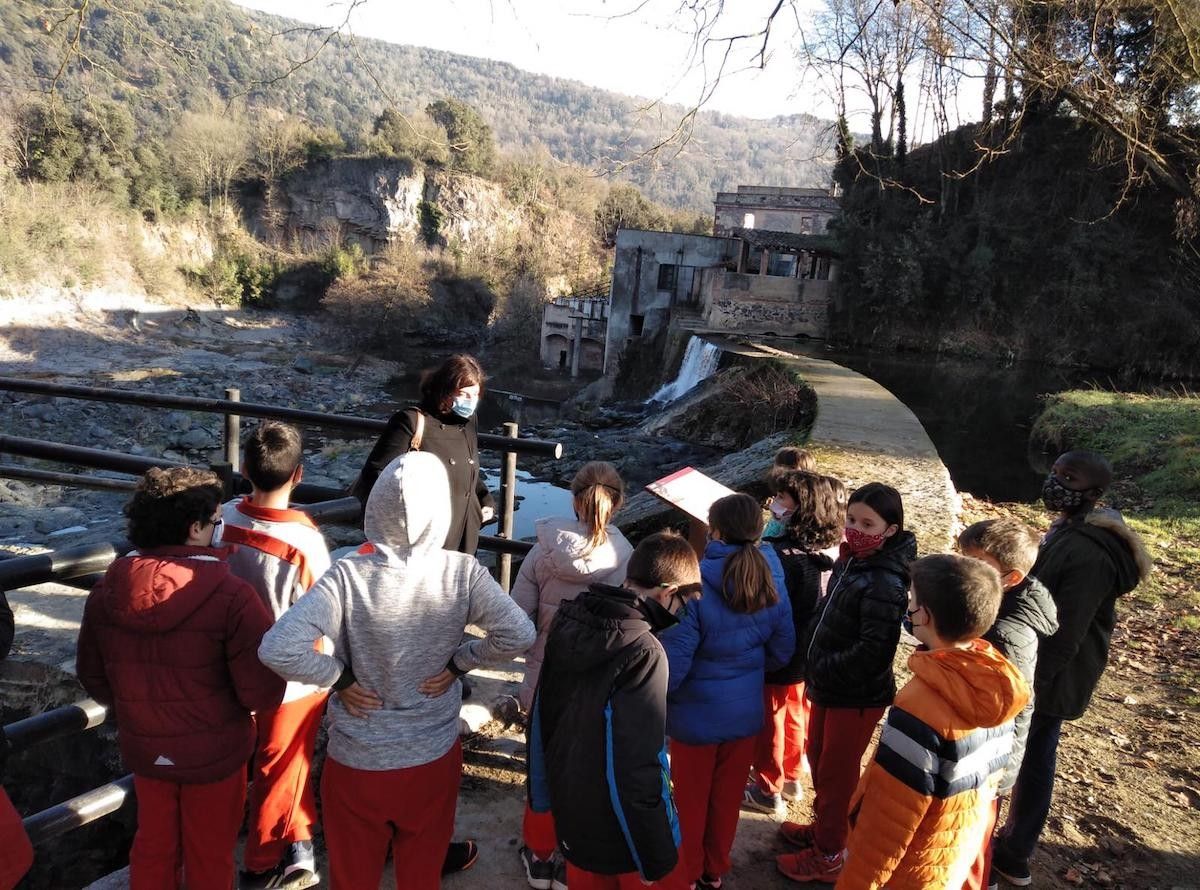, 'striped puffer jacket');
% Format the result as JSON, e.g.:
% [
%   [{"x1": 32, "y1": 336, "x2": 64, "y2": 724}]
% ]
[{"x1": 837, "y1": 639, "x2": 1030, "y2": 890}]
